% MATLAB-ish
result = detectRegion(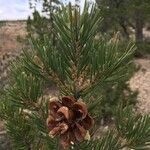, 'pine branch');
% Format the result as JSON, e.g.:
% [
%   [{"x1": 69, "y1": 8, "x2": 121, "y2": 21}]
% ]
[
  {"x1": 77, "y1": 105, "x2": 150, "y2": 150},
  {"x1": 77, "y1": 131, "x2": 120, "y2": 150},
  {"x1": 28, "y1": 104, "x2": 59, "y2": 150},
  {"x1": 22, "y1": 3, "x2": 135, "y2": 99},
  {"x1": 114, "y1": 105, "x2": 150, "y2": 149},
  {"x1": 5, "y1": 60, "x2": 43, "y2": 110}
]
